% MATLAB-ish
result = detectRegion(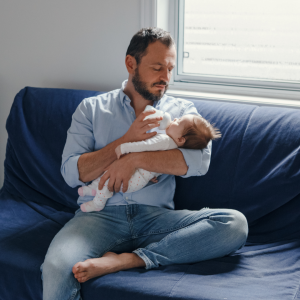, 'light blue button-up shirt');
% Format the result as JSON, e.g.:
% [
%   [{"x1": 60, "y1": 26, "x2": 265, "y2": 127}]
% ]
[{"x1": 61, "y1": 80, "x2": 212, "y2": 209}]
